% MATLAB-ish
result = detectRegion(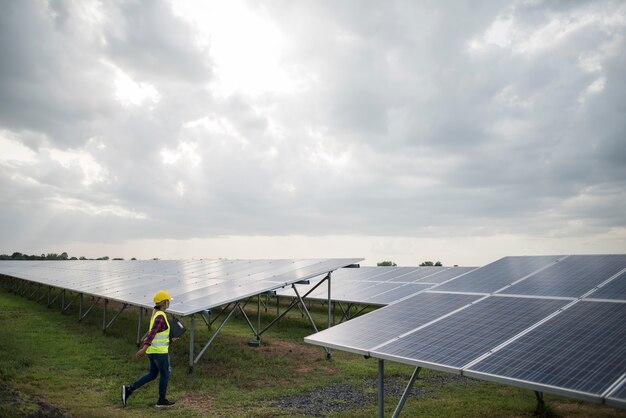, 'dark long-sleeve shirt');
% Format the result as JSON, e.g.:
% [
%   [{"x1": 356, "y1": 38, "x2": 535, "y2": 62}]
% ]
[{"x1": 143, "y1": 314, "x2": 168, "y2": 347}]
